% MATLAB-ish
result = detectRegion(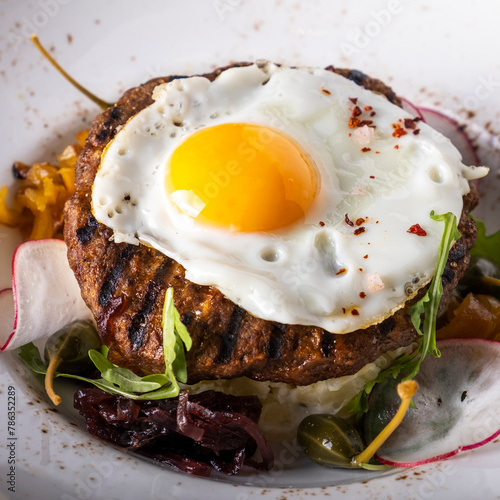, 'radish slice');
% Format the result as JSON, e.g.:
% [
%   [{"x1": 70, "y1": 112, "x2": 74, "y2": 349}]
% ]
[
  {"x1": 0, "y1": 239, "x2": 93, "y2": 351},
  {"x1": 418, "y1": 107, "x2": 480, "y2": 166},
  {"x1": 400, "y1": 97, "x2": 424, "y2": 120},
  {"x1": 0, "y1": 288, "x2": 16, "y2": 348},
  {"x1": 364, "y1": 338, "x2": 500, "y2": 467}
]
